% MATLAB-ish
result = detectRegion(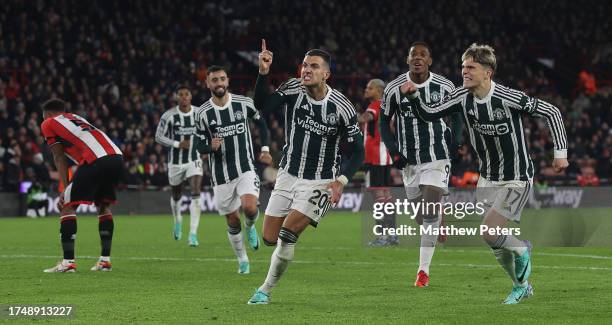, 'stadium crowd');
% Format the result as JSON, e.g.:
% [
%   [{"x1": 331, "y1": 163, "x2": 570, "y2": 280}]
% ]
[{"x1": 0, "y1": 0, "x2": 610, "y2": 192}]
